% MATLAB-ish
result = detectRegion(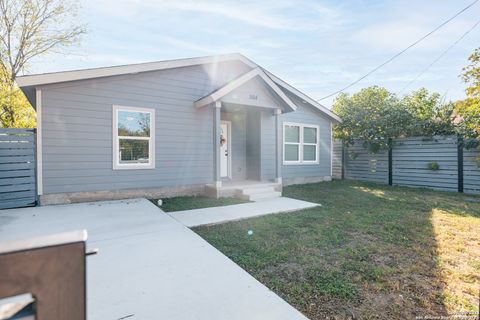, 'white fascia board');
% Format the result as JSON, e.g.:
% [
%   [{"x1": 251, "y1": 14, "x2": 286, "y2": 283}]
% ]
[
  {"x1": 260, "y1": 70, "x2": 297, "y2": 112},
  {"x1": 17, "y1": 51, "x2": 341, "y2": 122},
  {"x1": 16, "y1": 53, "x2": 257, "y2": 88},
  {"x1": 195, "y1": 68, "x2": 297, "y2": 112},
  {"x1": 195, "y1": 68, "x2": 261, "y2": 108},
  {"x1": 264, "y1": 70, "x2": 342, "y2": 123}
]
